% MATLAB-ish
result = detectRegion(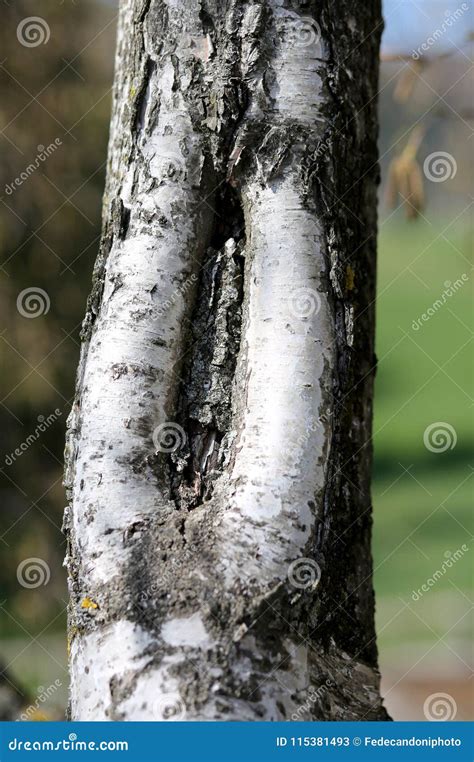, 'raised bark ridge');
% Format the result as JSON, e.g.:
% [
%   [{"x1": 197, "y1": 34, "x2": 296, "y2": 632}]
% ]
[{"x1": 64, "y1": 0, "x2": 388, "y2": 721}]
